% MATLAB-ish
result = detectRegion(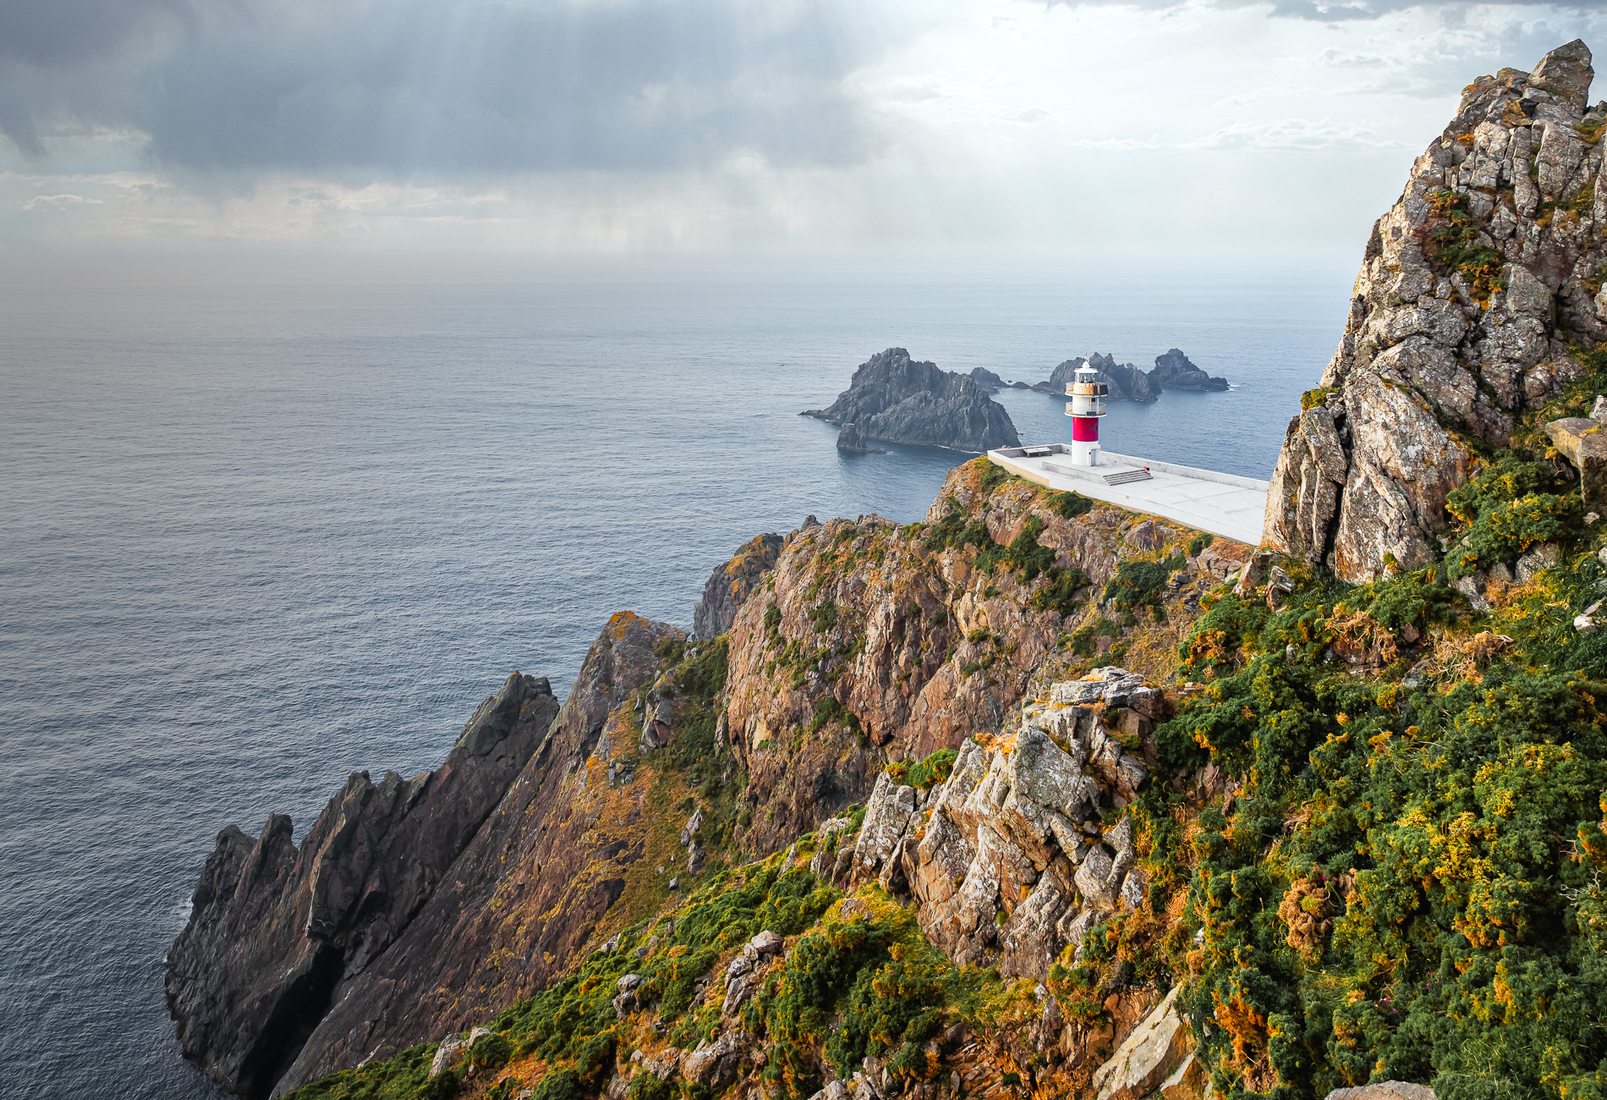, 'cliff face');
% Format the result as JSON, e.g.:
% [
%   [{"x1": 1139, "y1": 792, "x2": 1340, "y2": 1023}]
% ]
[
  {"x1": 167, "y1": 672, "x2": 559, "y2": 1098},
  {"x1": 1265, "y1": 40, "x2": 1607, "y2": 582},
  {"x1": 803, "y1": 347, "x2": 1021, "y2": 452},
  {"x1": 722, "y1": 460, "x2": 1246, "y2": 852},
  {"x1": 169, "y1": 612, "x2": 700, "y2": 1097},
  {"x1": 172, "y1": 459, "x2": 1248, "y2": 1098}
]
